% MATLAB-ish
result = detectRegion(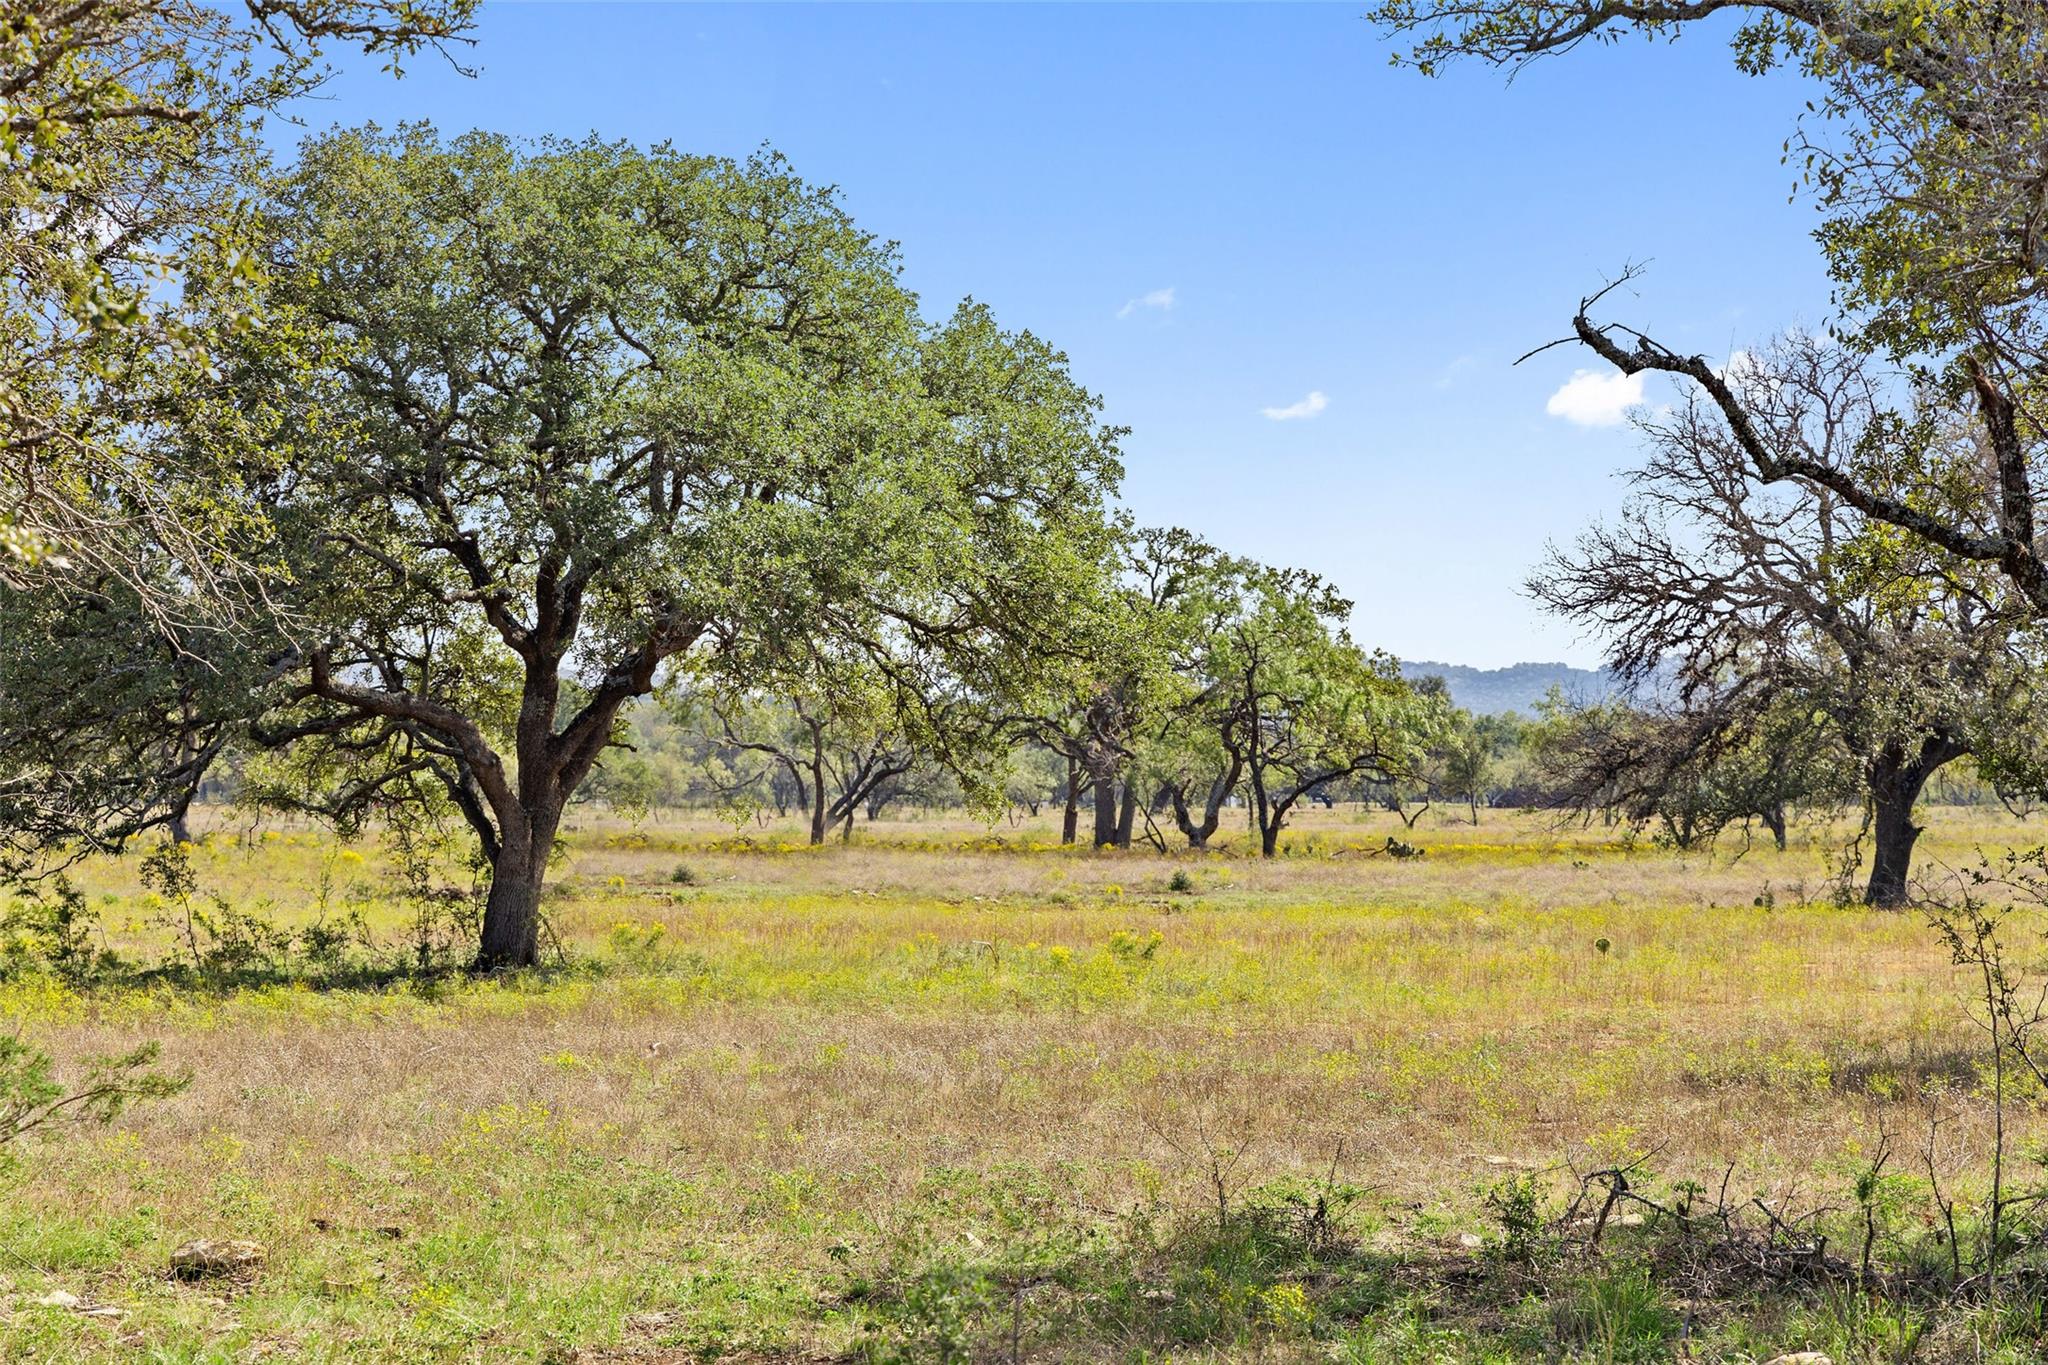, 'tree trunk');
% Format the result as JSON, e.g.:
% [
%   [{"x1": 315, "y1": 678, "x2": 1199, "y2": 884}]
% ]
[
  {"x1": 1247, "y1": 706, "x2": 1272, "y2": 858},
  {"x1": 807, "y1": 736, "x2": 828, "y2": 845},
  {"x1": 1093, "y1": 777, "x2": 1119, "y2": 848},
  {"x1": 1168, "y1": 784, "x2": 1208, "y2": 850},
  {"x1": 476, "y1": 810, "x2": 557, "y2": 971},
  {"x1": 1115, "y1": 780, "x2": 1137, "y2": 850},
  {"x1": 1061, "y1": 755, "x2": 1081, "y2": 846},
  {"x1": 1170, "y1": 754, "x2": 1242, "y2": 852},
  {"x1": 1866, "y1": 751, "x2": 1926, "y2": 909},
  {"x1": 1761, "y1": 802, "x2": 1787, "y2": 851},
  {"x1": 167, "y1": 806, "x2": 194, "y2": 846},
  {"x1": 1088, "y1": 747, "x2": 1121, "y2": 849},
  {"x1": 1252, "y1": 765, "x2": 1288, "y2": 858},
  {"x1": 1864, "y1": 735, "x2": 1964, "y2": 908}
]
